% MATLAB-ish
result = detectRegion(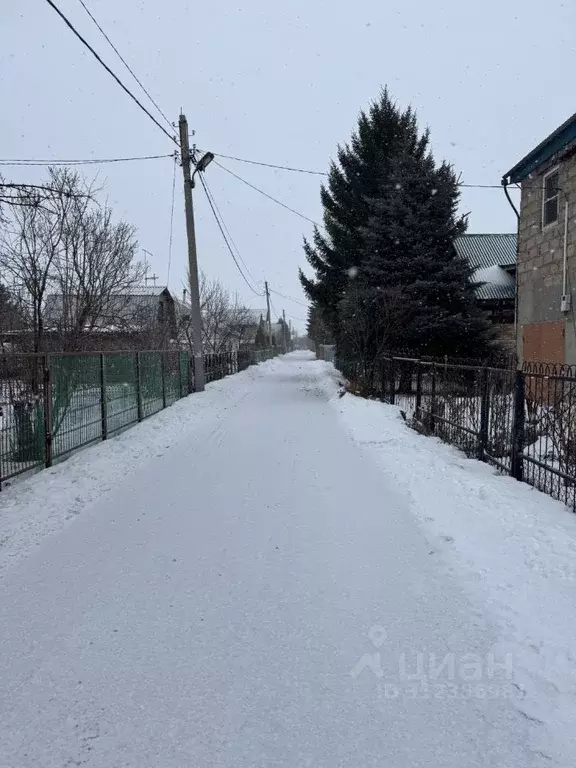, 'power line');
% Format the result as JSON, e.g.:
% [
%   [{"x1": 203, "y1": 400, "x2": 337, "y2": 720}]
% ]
[
  {"x1": 214, "y1": 161, "x2": 322, "y2": 228},
  {"x1": 44, "y1": 0, "x2": 178, "y2": 146},
  {"x1": 0, "y1": 153, "x2": 174, "y2": 166},
  {"x1": 197, "y1": 173, "x2": 263, "y2": 296},
  {"x1": 210, "y1": 151, "x2": 328, "y2": 177},
  {"x1": 269, "y1": 287, "x2": 308, "y2": 307},
  {"x1": 76, "y1": 0, "x2": 173, "y2": 132},
  {"x1": 200, "y1": 175, "x2": 259, "y2": 285},
  {"x1": 166, "y1": 156, "x2": 177, "y2": 284},
  {"x1": 201, "y1": 148, "x2": 524, "y2": 190},
  {"x1": 283, "y1": 311, "x2": 306, "y2": 323}
]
